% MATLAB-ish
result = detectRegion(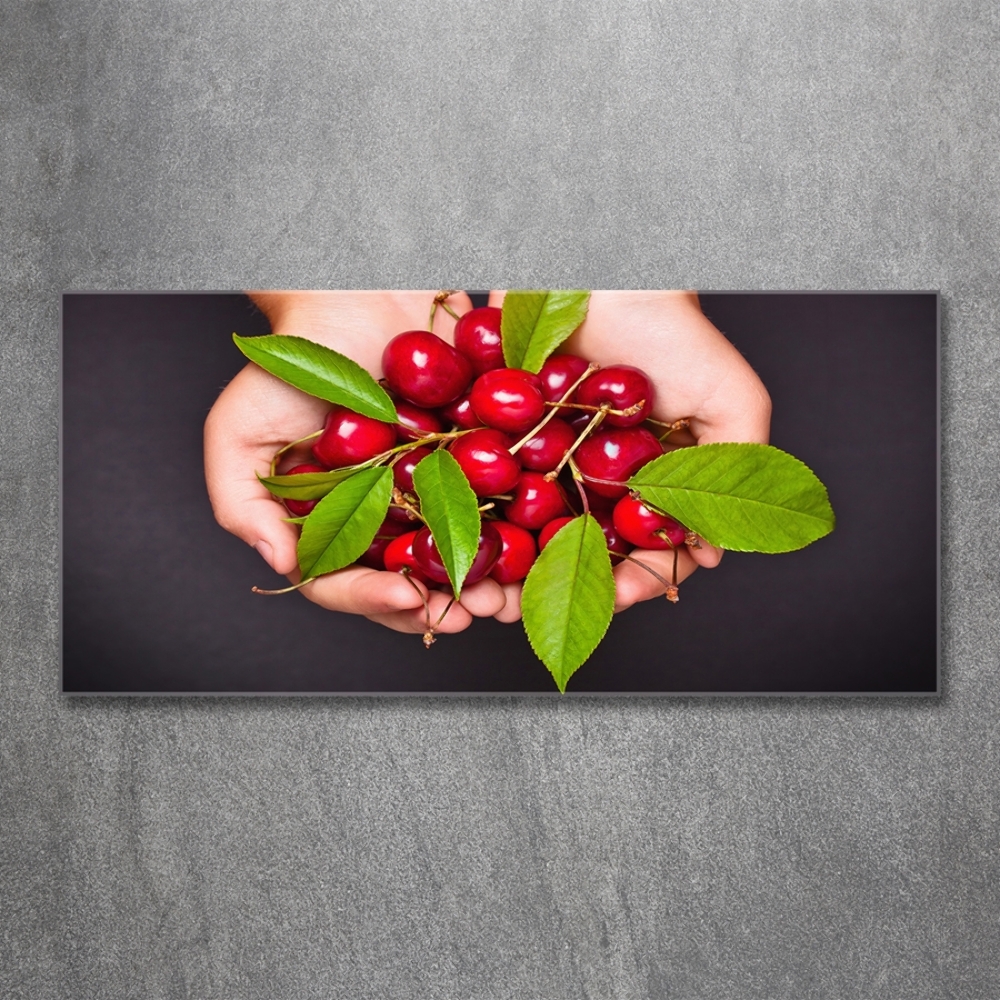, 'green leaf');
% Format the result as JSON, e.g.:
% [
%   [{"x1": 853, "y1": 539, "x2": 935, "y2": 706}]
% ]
[
  {"x1": 258, "y1": 465, "x2": 368, "y2": 501},
  {"x1": 296, "y1": 467, "x2": 392, "y2": 579},
  {"x1": 501, "y1": 290, "x2": 591, "y2": 372},
  {"x1": 521, "y1": 514, "x2": 616, "y2": 693},
  {"x1": 233, "y1": 333, "x2": 397, "y2": 423},
  {"x1": 411, "y1": 449, "x2": 480, "y2": 598},
  {"x1": 627, "y1": 443, "x2": 836, "y2": 553}
]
